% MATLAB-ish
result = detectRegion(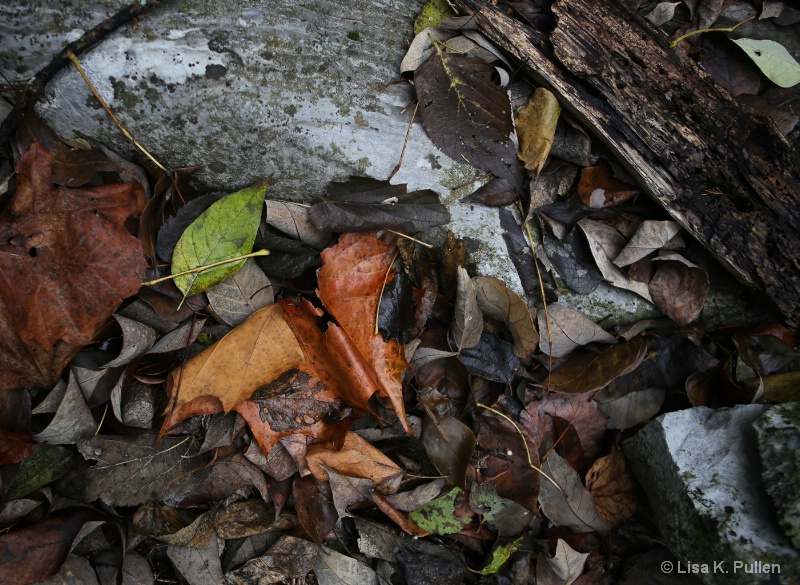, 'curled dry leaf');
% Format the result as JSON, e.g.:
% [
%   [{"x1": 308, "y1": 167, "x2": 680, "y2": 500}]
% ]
[
  {"x1": 264, "y1": 199, "x2": 332, "y2": 250},
  {"x1": 538, "y1": 304, "x2": 616, "y2": 359},
  {"x1": 613, "y1": 220, "x2": 681, "y2": 267},
  {"x1": 585, "y1": 446, "x2": 638, "y2": 530},
  {"x1": 516, "y1": 87, "x2": 561, "y2": 176},
  {"x1": 33, "y1": 371, "x2": 95, "y2": 445},
  {"x1": 0, "y1": 144, "x2": 145, "y2": 392},
  {"x1": 451, "y1": 267, "x2": 483, "y2": 351},
  {"x1": 536, "y1": 538, "x2": 589, "y2": 585},
  {"x1": 649, "y1": 253, "x2": 709, "y2": 325},
  {"x1": 538, "y1": 452, "x2": 608, "y2": 534},
  {"x1": 206, "y1": 258, "x2": 275, "y2": 327},
  {"x1": 401, "y1": 26, "x2": 453, "y2": 74},
  {"x1": 473, "y1": 275, "x2": 539, "y2": 359},
  {"x1": 103, "y1": 314, "x2": 158, "y2": 368}
]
